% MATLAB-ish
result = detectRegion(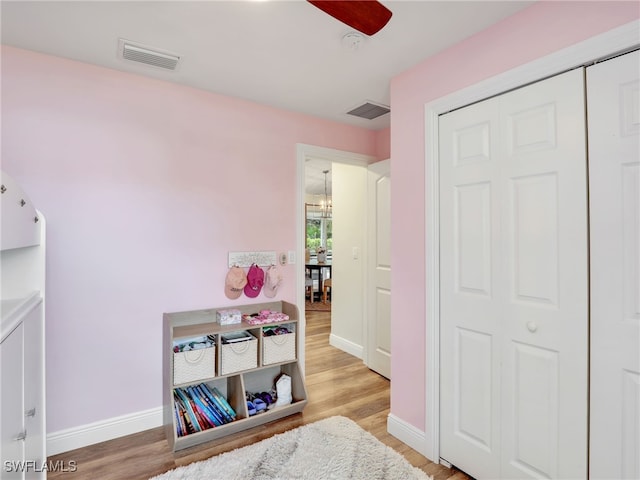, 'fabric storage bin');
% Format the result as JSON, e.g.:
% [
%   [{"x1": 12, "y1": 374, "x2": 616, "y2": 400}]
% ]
[
  {"x1": 220, "y1": 334, "x2": 258, "y2": 375},
  {"x1": 262, "y1": 326, "x2": 296, "y2": 365},
  {"x1": 173, "y1": 346, "x2": 216, "y2": 385}
]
